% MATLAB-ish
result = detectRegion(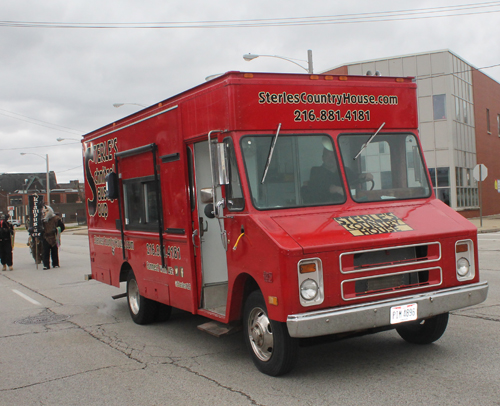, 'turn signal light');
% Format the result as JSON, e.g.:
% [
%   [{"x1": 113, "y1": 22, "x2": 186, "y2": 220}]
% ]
[
  {"x1": 300, "y1": 263, "x2": 317, "y2": 274},
  {"x1": 456, "y1": 243, "x2": 469, "y2": 253}
]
